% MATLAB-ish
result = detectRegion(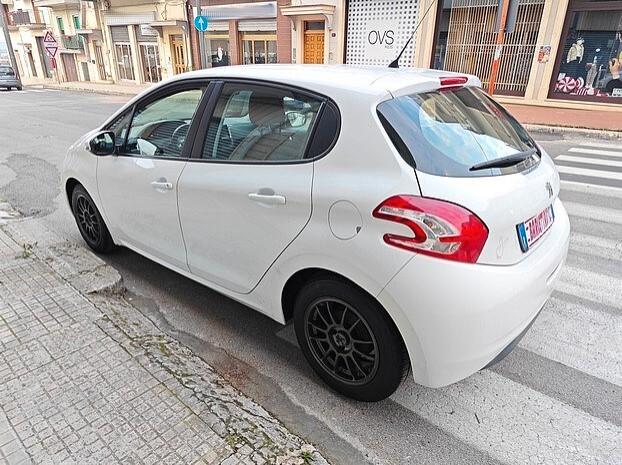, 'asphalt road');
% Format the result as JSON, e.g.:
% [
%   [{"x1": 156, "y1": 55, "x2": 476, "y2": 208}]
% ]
[{"x1": 1, "y1": 88, "x2": 621, "y2": 465}]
